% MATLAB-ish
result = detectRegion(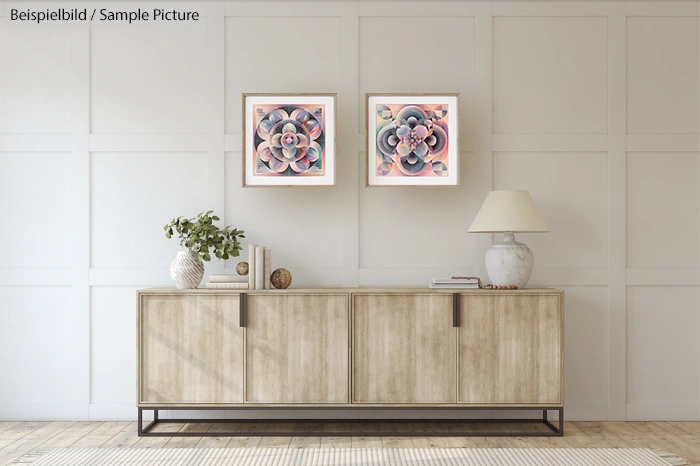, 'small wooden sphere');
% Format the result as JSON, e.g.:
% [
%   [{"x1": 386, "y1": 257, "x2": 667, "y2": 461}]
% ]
[
  {"x1": 236, "y1": 261, "x2": 249, "y2": 275},
  {"x1": 270, "y1": 268, "x2": 292, "y2": 289}
]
